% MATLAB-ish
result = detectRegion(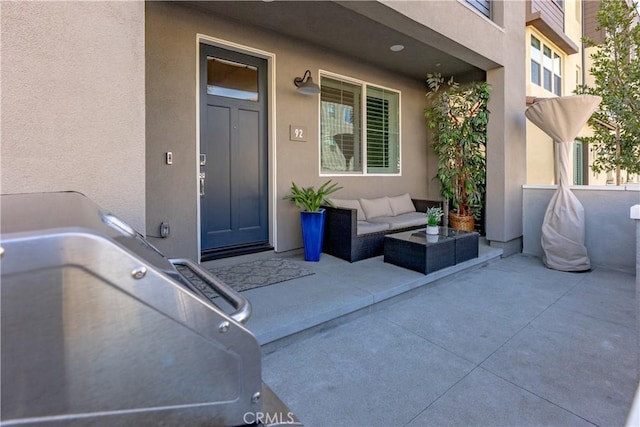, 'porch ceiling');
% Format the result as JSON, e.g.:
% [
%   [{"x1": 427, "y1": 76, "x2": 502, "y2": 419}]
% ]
[{"x1": 185, "y1": 1, "x2": 485, "y2": 81}]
